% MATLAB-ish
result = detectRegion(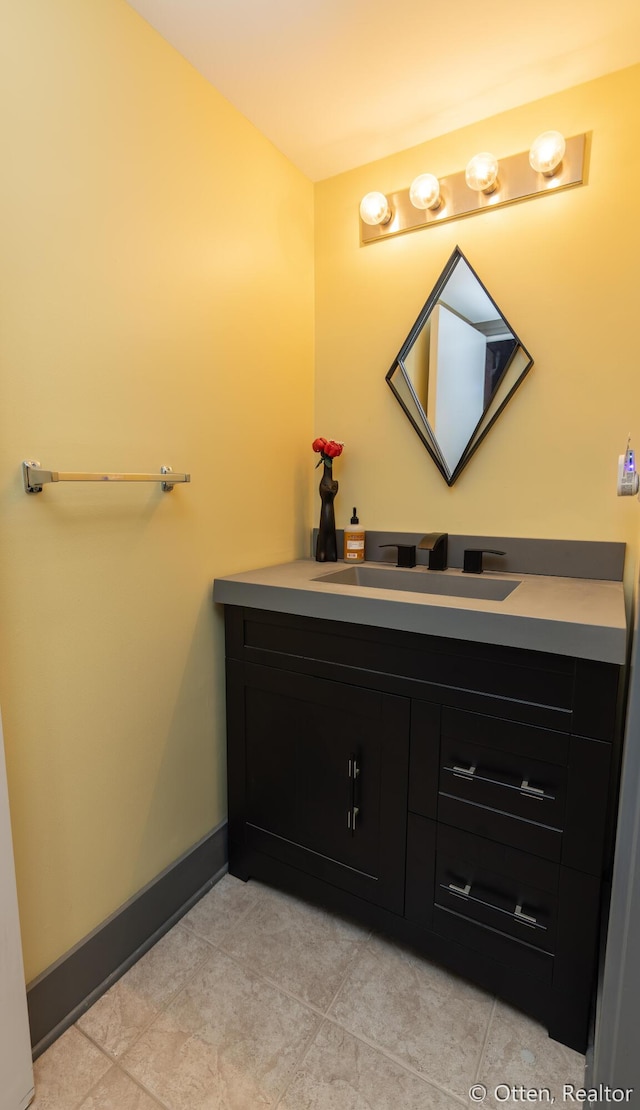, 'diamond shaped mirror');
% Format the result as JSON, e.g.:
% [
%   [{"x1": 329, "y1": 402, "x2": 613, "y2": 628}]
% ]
[{"x1": 386, "y1": 247, "x2": 533, "y2": 485}]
